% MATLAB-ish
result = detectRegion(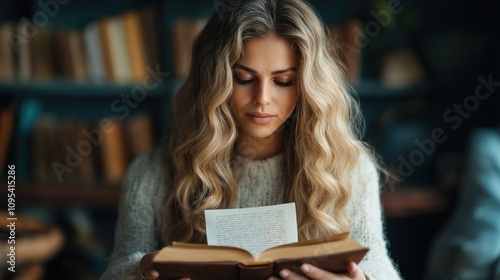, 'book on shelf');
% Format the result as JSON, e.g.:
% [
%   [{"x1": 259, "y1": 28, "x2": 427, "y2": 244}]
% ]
[
  {"x1": 0, "y1": 4, "x2": 164, "y2": 84},
  {"x1": 106, "y1": 16, "x2": 132, "y2": 83},
  {"x1": 74, "y1": 122, "x2": 97, "y2": 183},
  {"x1": 67, "y1": 29, "x2": 88, "y2": 81},
  {"x1": 97, "y1": 18, "x2": 115, "y2": 82},
  {"x1": 31, "y1": 28, "x2": 54, "y2": 80},
  {"x1": 83, "y1": 22, "x2": 106, "y2": 82},
  {"x1": 59, "y1": 119, "x2": 78, "y2": 183},
  {"x1": 54, "y1": 30, "x2": 87, "y2": 81},
  {"x1": 123, "y1": 11, "x2": 148, "y2": 83},
  {"x1": 140, "y1": 5, "x2": 163, "y2": 74},
  {"x1": 126, "y1": 113, "x2": 154, "y2": 158},
  {"x1": 0, "y1": 106, "x2": 14, "y2": 169},
  {"x1": 101, "y1": 118, "x2": 128, "y2": 184},
  {"x1": 17, "y1": 21, "x2": 33, "y2": 80},
  {"x1": 153, "y1": 232, "x2": 369, "y2": 280},
  {"x1": 0, "y1": 22, "x2": 15, "y2": 80},
  {"x1": 33, "y1": 116, "x2": 52, "y2": 183}
]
